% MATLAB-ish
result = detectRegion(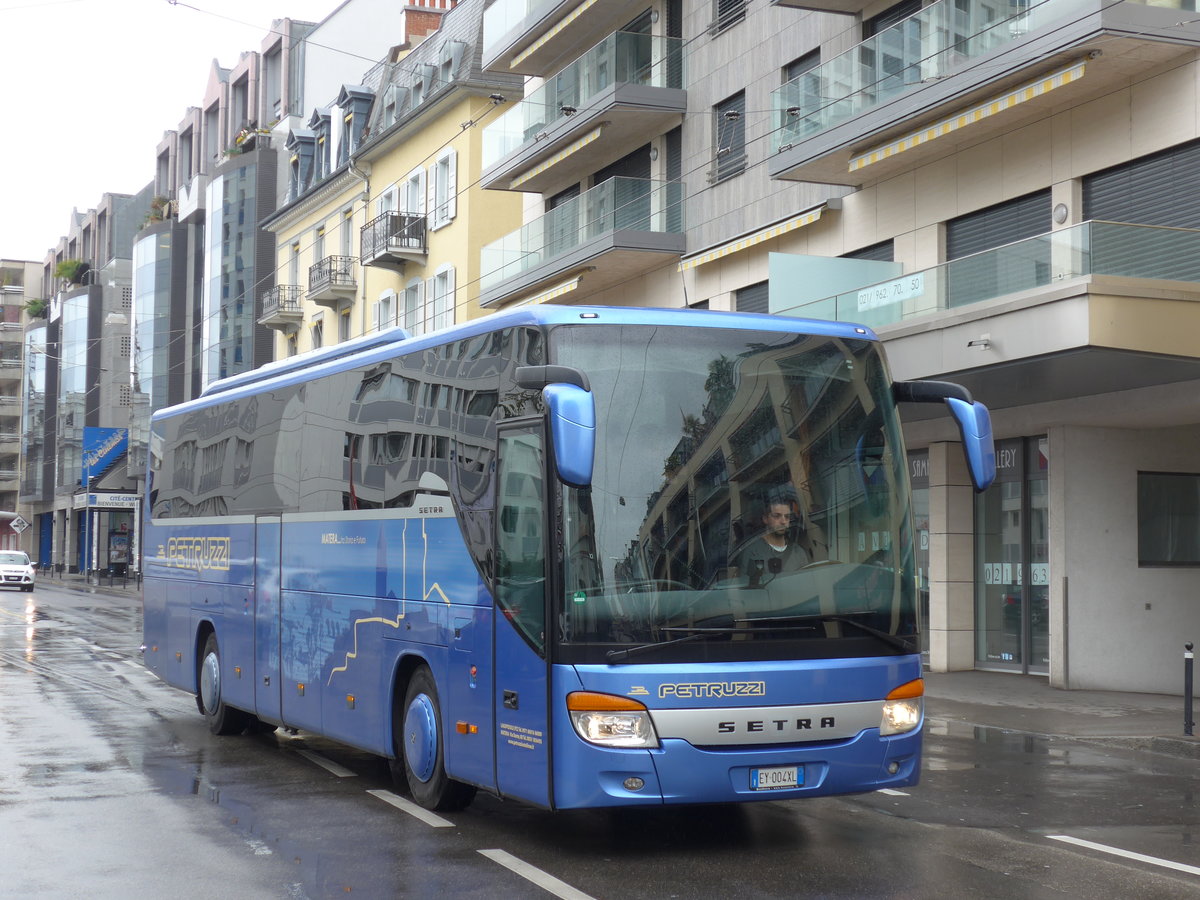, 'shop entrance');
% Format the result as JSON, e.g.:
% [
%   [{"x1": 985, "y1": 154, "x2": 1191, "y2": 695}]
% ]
[{"x1": 975, "y1": 437, "x2": 1049, "y2": 674}]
